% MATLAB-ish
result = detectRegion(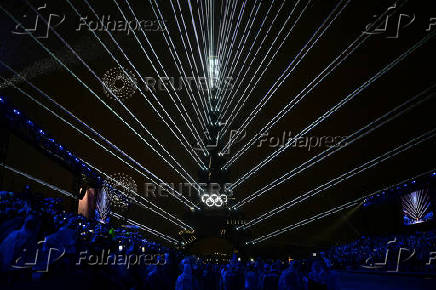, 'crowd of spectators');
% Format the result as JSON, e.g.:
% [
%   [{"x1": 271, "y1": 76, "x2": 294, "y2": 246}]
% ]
[{"x1": 0, "y1": 190, "x2": 435, "y2": 290}]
